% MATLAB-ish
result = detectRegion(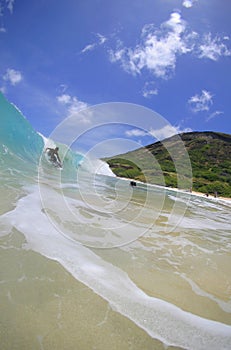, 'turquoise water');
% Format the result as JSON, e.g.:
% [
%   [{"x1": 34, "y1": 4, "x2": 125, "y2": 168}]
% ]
[{"x1": 1, "y1": 93, "x2": 231, "y2": 350}]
